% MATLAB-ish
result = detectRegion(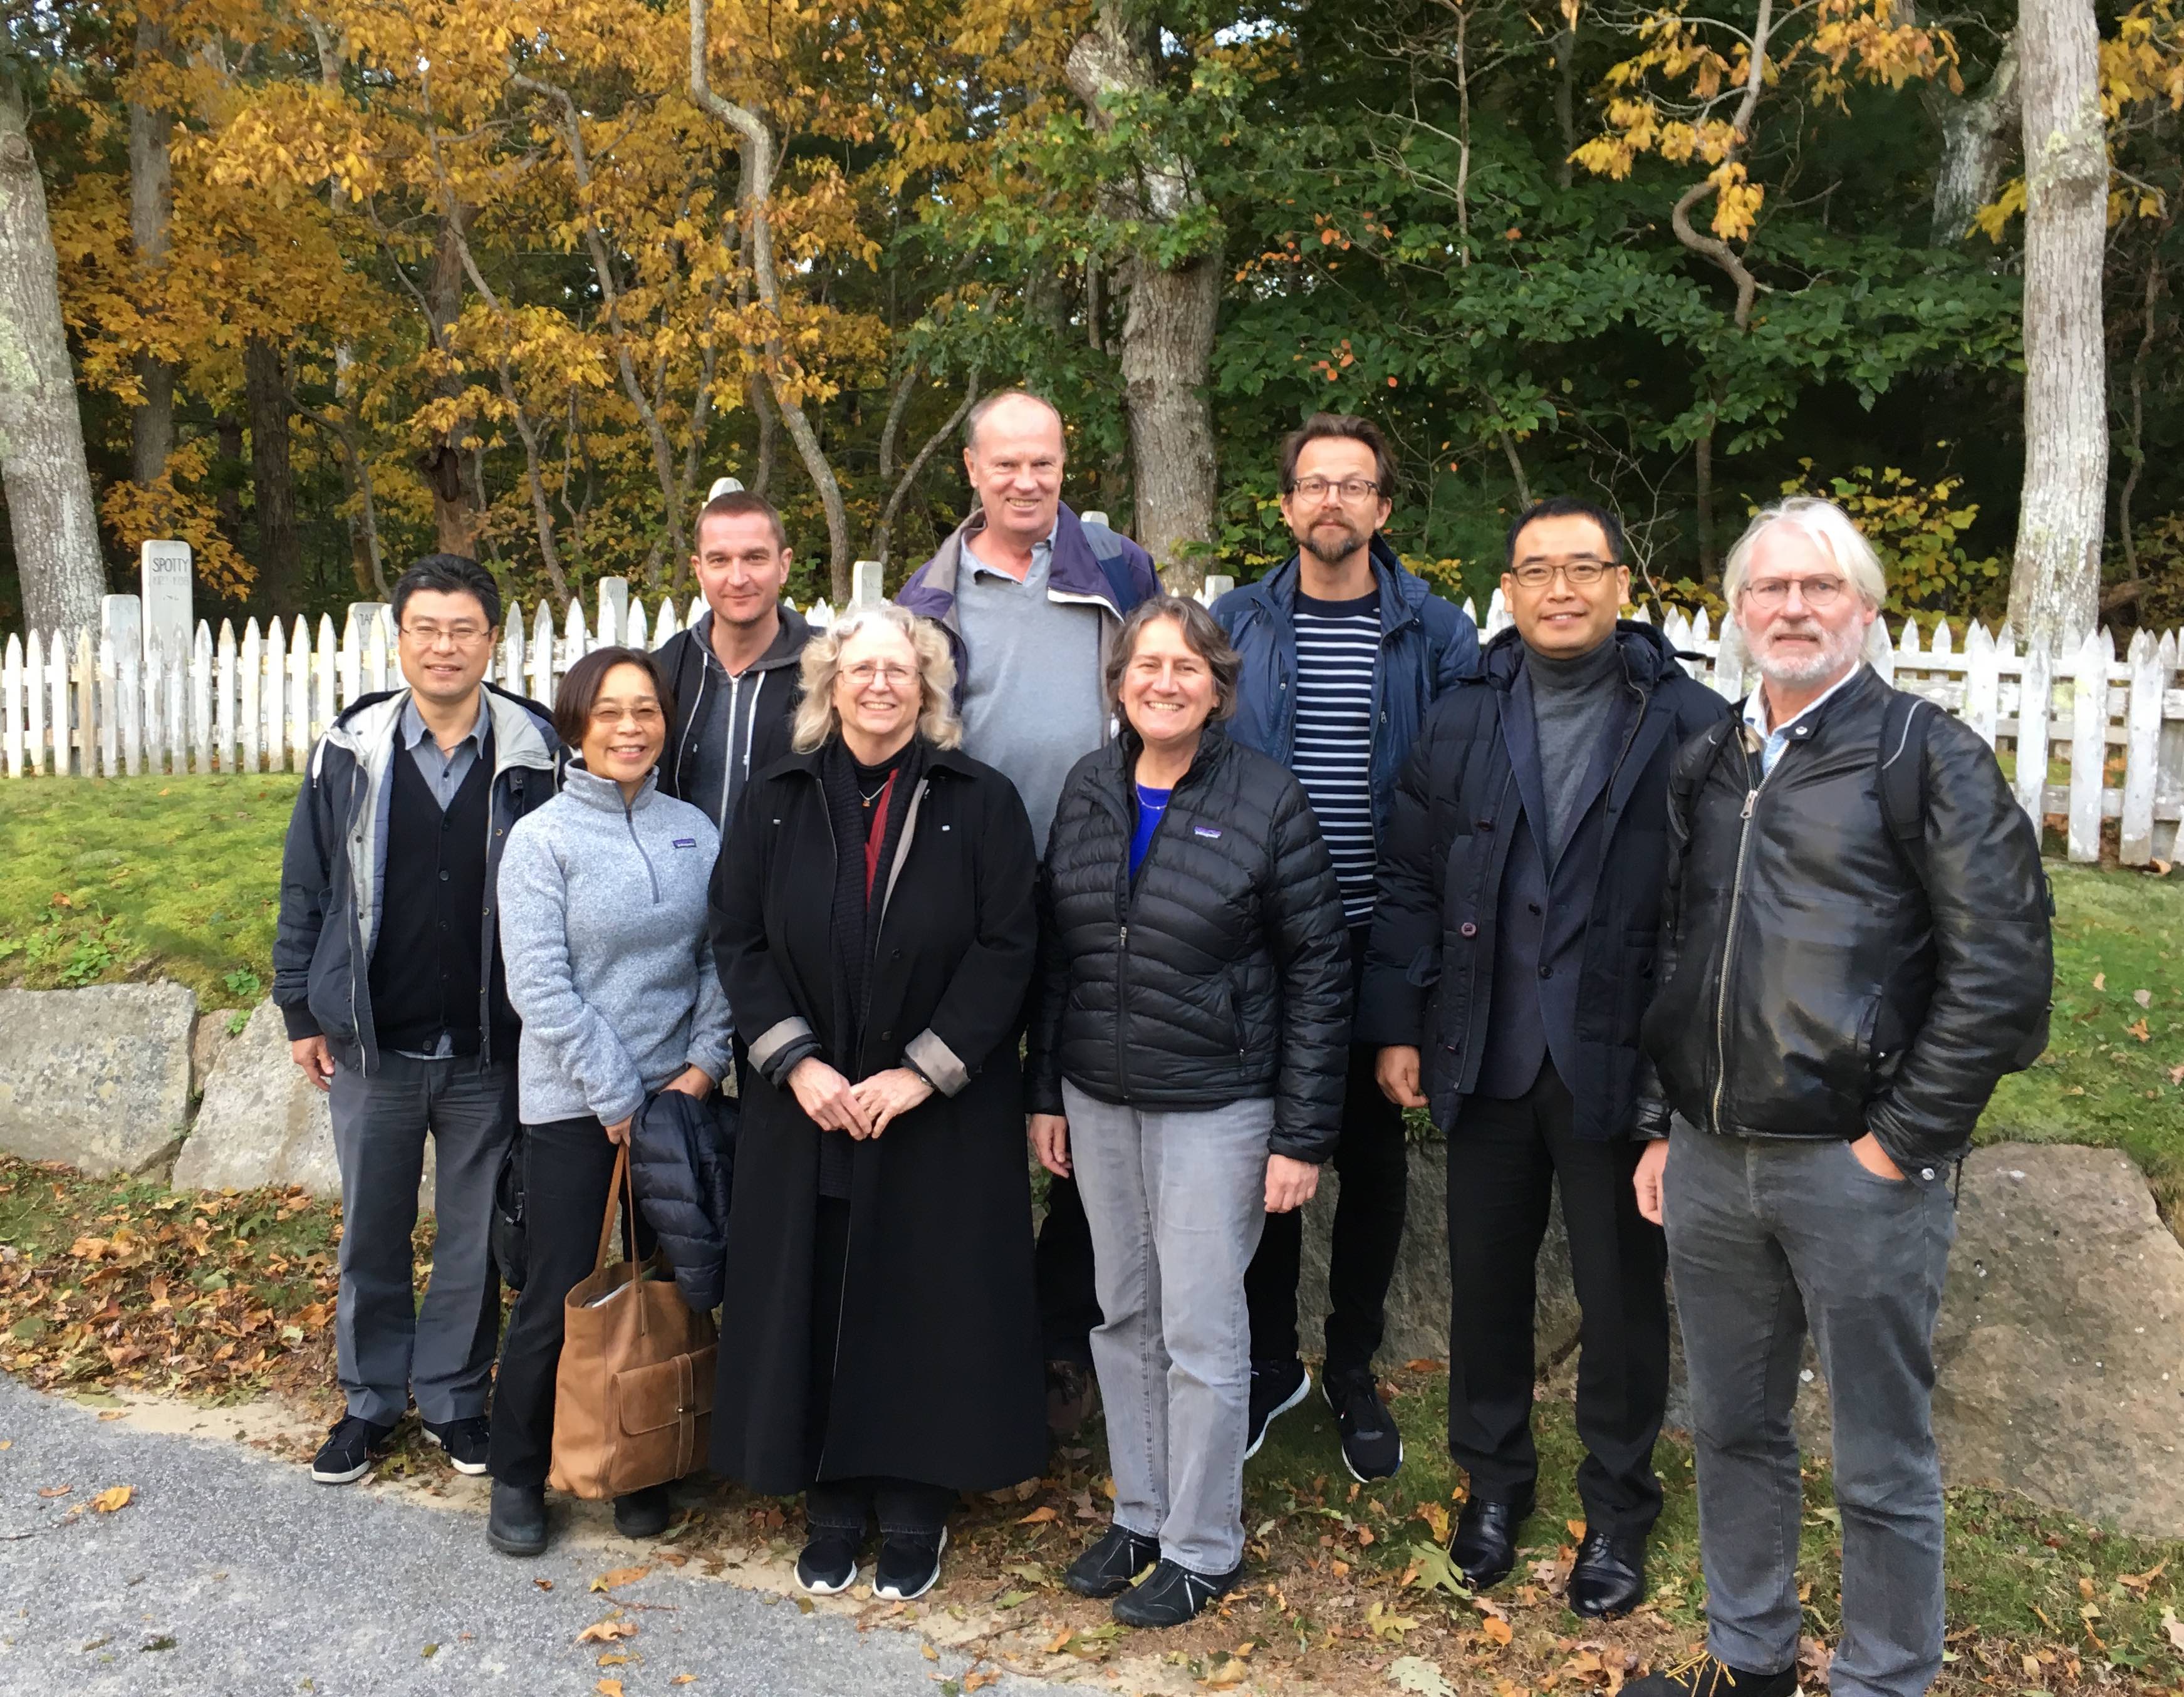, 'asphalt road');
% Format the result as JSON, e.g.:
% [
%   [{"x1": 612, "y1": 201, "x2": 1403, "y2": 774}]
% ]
[{"x1": 0, "y1": 1375, "x2": 1051, "y2": 1696}]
